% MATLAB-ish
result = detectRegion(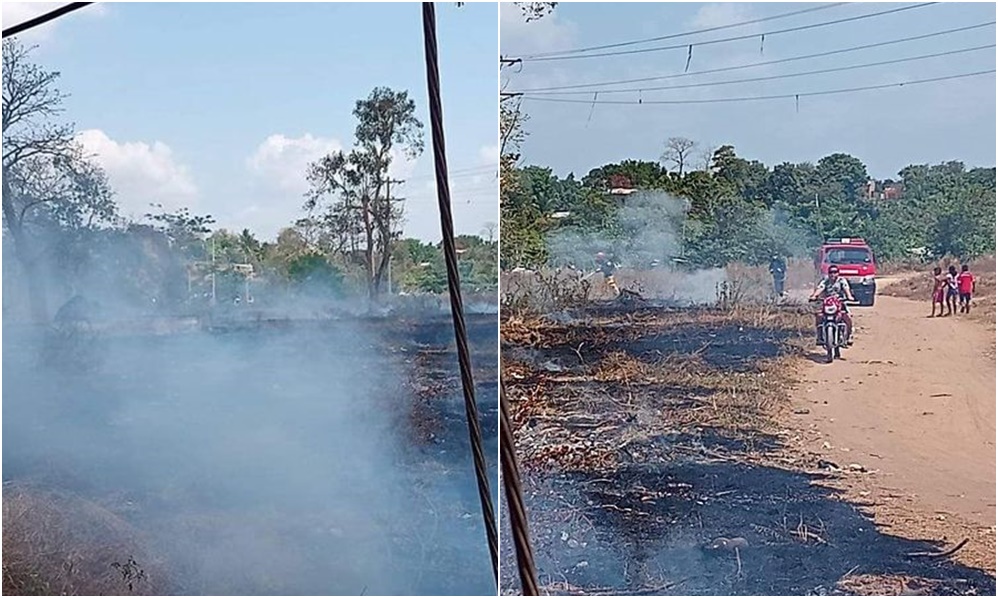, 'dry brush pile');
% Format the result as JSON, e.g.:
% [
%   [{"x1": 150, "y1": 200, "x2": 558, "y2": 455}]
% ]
[{"x1": 2, "y1": 485, "x2": 168, "y2": 596}]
